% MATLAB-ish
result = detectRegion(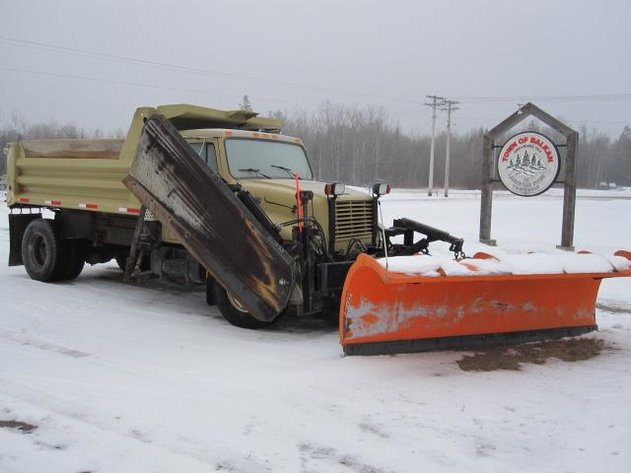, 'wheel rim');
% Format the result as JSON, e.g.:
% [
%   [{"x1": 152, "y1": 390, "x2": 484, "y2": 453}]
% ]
[
  {"x1": 227, "y1": 292, "x2": 249, "y2": 313},
  {"x1": 28, "y1": 234, "x2": 47, "y2": 269}
]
